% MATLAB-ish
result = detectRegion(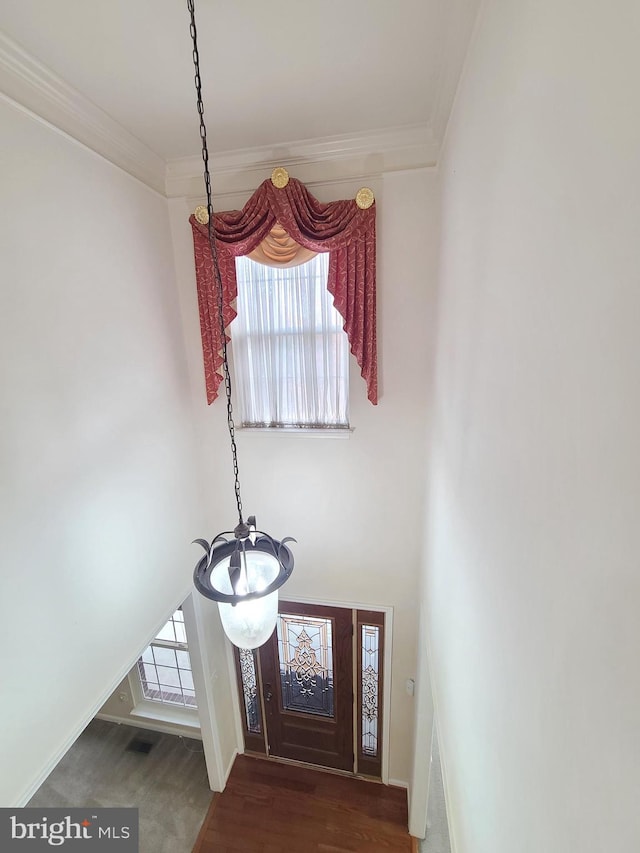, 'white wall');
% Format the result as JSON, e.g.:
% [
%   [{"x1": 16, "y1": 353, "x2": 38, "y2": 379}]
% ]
[
  {"x1": 191, "y1": 596, "x2": 240, "y2": 783},
  {"x1": 0, "y1": 98, "x2": 204, "y2": 806},
  {"x1": 423, "y1": 1, "x2": 640, "y2": 850},
  {"x1": 409, "y1": 598, "x2": 436, "y2": 837},
  {"x1": 169, "y1": 168, "x2": 439, "y2": 785}
]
